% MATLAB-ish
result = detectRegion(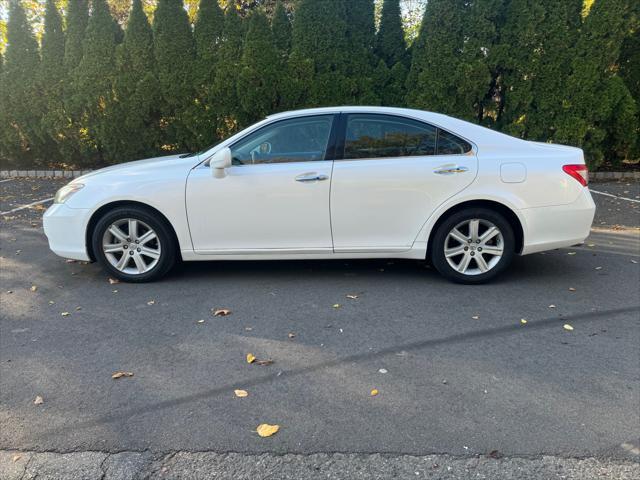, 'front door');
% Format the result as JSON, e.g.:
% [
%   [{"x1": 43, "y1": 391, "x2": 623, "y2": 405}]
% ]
[
  {"x1": 186, "y1": 114, "x2": 337, "y2": 253},
  {"x1": 330, "y1": 113, "x2": 478, "y2": 252}
]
